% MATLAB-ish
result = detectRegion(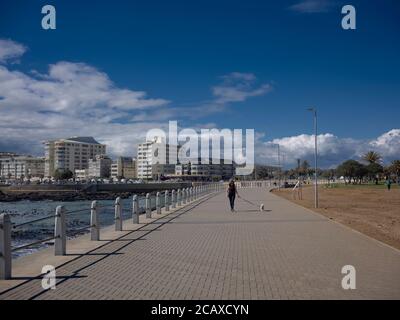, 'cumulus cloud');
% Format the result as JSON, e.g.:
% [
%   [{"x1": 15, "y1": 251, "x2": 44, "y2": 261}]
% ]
[
  {"x1": 256, "y1": 130, "x2": 400, "y2": 168},
  {"x1": 289, "y1": 0, "x2": 335, "y2": 13},
  {"x1": 0, "y1": 39, "x2": 27, "y2": 63},
  {"x1": 0, "y1": 61, "x2": 168, "y2": 114},
  {"x1": 368, "y1": 129, "x2": 400, "y2": 158}
]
